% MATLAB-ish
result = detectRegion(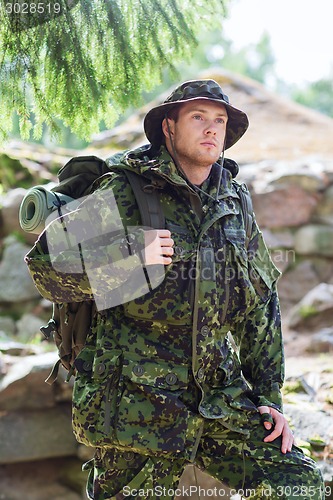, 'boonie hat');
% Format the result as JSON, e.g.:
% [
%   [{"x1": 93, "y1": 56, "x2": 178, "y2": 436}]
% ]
[{"x1": 144, "y1": 79, "x2": 249, "y2": 150}]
